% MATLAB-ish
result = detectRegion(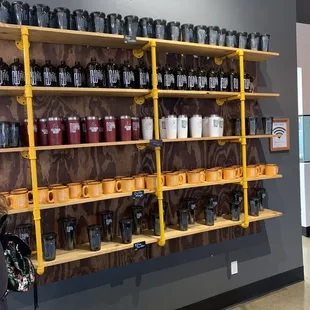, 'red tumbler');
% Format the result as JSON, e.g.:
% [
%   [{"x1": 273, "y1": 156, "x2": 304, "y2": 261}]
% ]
[
  {"x1": 66, "y1": 117, "x2": 81, "y2": 144},
  {"x1": 131, "y1": 117, "x2": 140, "y2": 140},
  {"x1": 103, "y1": 116, "x2": 116, "y2": 142},
  {"x1": 86, "y1": 116, "x2": 99, "y2": 143},
  {"x1": 23, "y1": 119, "x2": 38, "y2": 146},
  {"x1": 38, "y1": 118, "x2": 48, "y2": 146},
  {"x1": 119, "y1": 115, "x2": 132, "y2": 141},
  {"x1": 47, "y1": 117, "x2": 63, "y2": 146}
]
